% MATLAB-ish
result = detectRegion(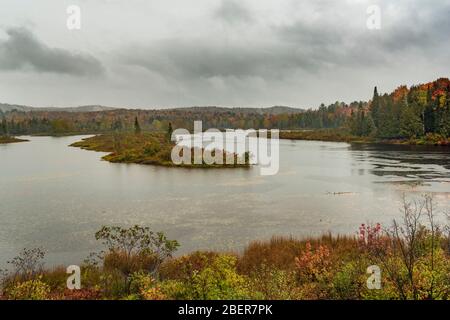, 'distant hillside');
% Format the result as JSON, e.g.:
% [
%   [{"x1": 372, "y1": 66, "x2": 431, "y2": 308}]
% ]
[
  {"x1": 0, "y1": 103, "x2": 303, "y2": 115},
  {"x1": 0, "y1": 104, "x2": 116, "y2": 113},
  {"x1": 171, "y1": 106, "x2": 304, "y2": 114},
  {"x1": 0, "y1": 103, "x2": 33, "y2": 113}
]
